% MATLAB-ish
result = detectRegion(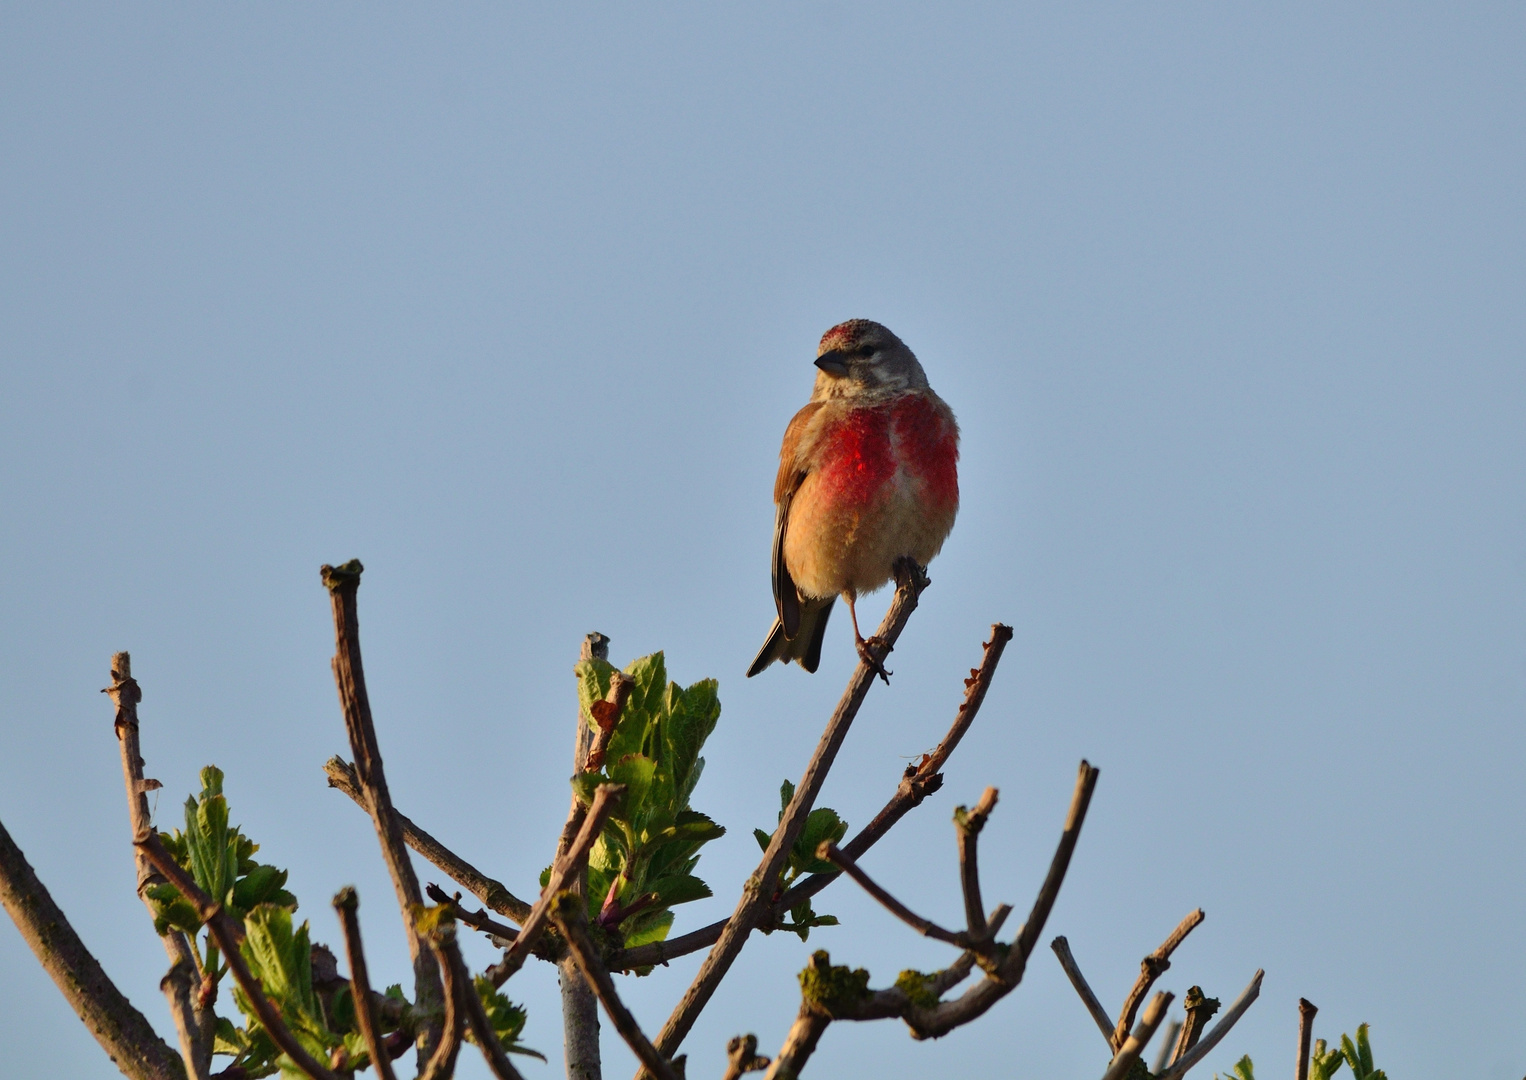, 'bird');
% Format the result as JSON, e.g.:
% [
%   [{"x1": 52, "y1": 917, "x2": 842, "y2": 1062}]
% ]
[{"x1": 746, "y1": 319, "x2": 959, "y2": 679}]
